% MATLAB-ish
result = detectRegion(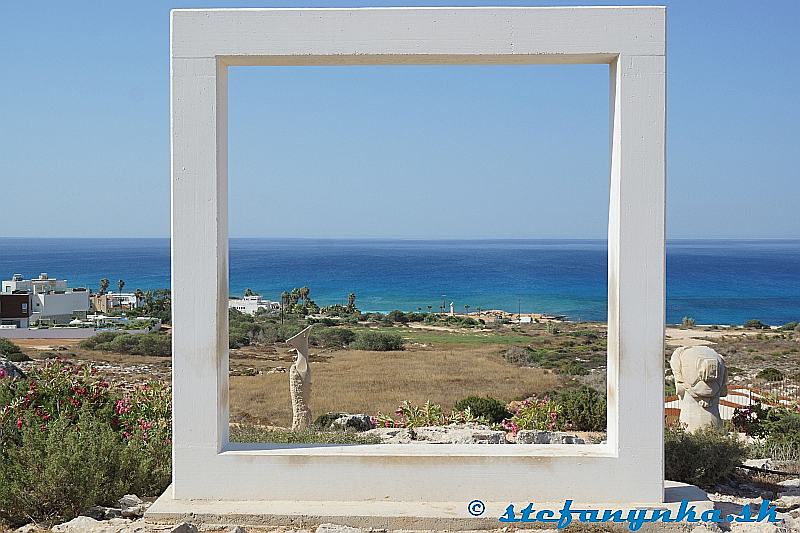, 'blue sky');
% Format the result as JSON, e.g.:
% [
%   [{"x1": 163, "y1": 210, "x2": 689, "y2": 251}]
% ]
[{"x1": 1, "y1": 1, "x2": 798, "y2": 239}]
